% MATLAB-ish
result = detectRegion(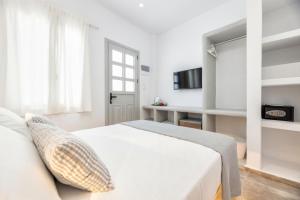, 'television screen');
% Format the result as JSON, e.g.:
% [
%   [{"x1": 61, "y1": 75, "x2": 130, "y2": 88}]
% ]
[{"x1": 174, "y1": 68, "x2": 202, "y2": 90}]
